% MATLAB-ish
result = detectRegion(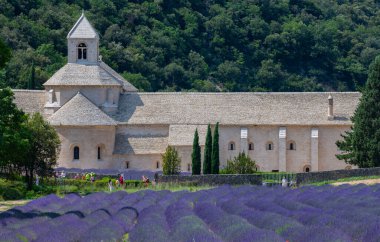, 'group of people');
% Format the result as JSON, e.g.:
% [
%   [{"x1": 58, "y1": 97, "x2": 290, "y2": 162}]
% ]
[
  {"x1": 73, "y1": 172, "x2": 96, "y2": 182},
  {"x1": 107, "y1": 174, "x2": 152, "y2": 192}
]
